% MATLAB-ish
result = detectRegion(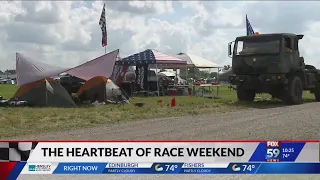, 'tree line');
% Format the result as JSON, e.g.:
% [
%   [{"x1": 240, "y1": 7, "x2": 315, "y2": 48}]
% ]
[{"x1": 0, "y1": 70, "x2": 16, "y2": 74}]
